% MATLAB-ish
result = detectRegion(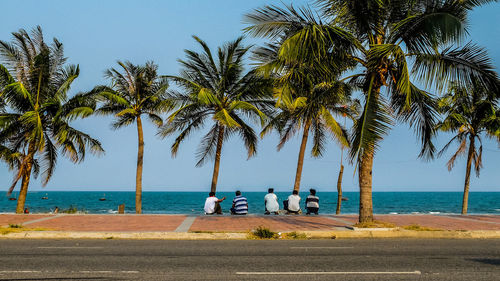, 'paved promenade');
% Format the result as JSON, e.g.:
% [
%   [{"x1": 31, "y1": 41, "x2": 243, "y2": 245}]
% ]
[{"x1": 1, "y1": 213, "x2": 500, "y2": 232}]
